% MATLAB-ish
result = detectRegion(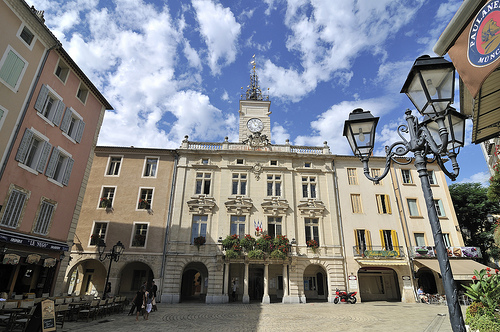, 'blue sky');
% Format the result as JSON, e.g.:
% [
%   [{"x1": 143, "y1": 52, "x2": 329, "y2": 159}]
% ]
[{"x1": 26, "y1": 0, "x2": 490, "y2": 185}]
